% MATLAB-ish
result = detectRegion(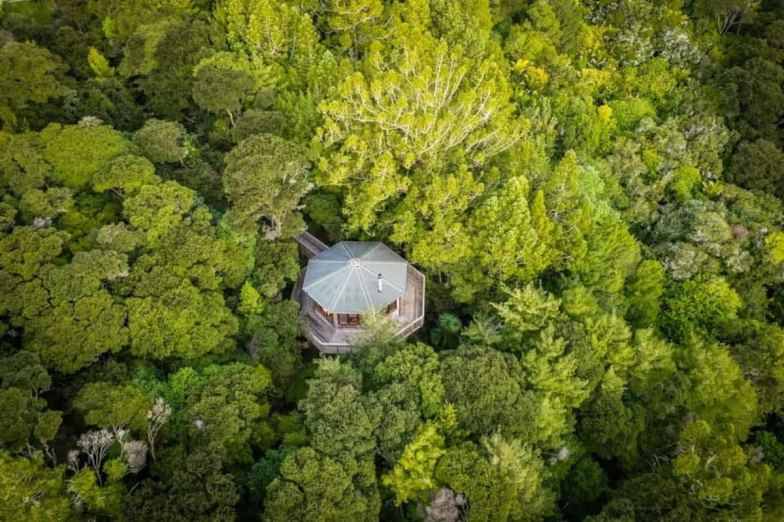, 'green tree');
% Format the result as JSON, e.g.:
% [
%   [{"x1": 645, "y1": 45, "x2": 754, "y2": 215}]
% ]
[
  {"x1": 728, "y1": 139, "x2": 784, "y2": 199},
  {"x1": 684, "y1": 342, "x2": 758, "y2": 438},
  {"x1": 0, "y1": 133, "x2": 49, "y2": 194},
  {"x1": 120, "y1": 18, "x2": 211, "y2": 118},
  {"x1": 661, "y1": 276, "x2": 743, "y2": 343},
  {"x1": 192, "y1": 52, "x2": 270, "y2": 126},
  {"x1": 317, "y1": 0, "x2": 383, "y2": 49},
  {"x1": 624, "y1": 259, "x2": 665, "y2": 328},
  {"x1": 133, "y1": 119, "x2": 189, "y2": 164},
  {"x1": 561, "y1": 456, "x2": 608, "y2": 514},
  {"x1": 723, "y1": 58, "x2": 784, "y2": 143},
  {"x1": 92, "y1": 154, "x2": 160, "y2": 194},
  {"x1": 0, "y1": 451, "x2": 72, "y2": 520},
  {"x1": 366, "y1": 342, "x2": 445, "y2": 460},
  {"x1": 215, "y1": 0, "x2": 322, "y2": 88},
  {"x1": 68, "y1": 463, "x2": 125, "y2": 519},
  {"x1": 439, "y1": 347, "x2": 528, "y2": 438},
  {"x1": 0, "y1": 387, "x2": 54, "y2": 451},
  {"x1": 382, "y1": 422, "x2": 446, "y2": 505},
  {"x1": 125, "y1": 200, "x2": 244, "y2": 360},
  {"x1": 450, "y1": 177, "x2": 559, "y2": 301},
  {"x1": 316, "y1": 20, "x2": 521, "y2": 235},
  {"x1": 125, "y1": 445, "x2": 240, "y2": 521},
  {"x1": 540, "y1": 151, "x2": 592, "y2": 266},
  {"x1": 73, "y1": 382, "x2": 152, "y2": 432},
  {"x1": 579, "y1": 368, "x2": 645, "y2": 466},
  {"x1": 123, "y1": 180, "x2": 196, "y2": 240},
  {"x1": 673, "y1": 419, "x2": 771, "y2": 519},
  {"x1": 223, "y1": 134, "x2": 311, "y2": 237},
  {"x1": 87, "y1": 47, "x2": 115, "y2": 79},
  {"x1": 0, "y1": 42, "x2": 65, "y2": 130},
  {"x1": 264, "y1": 447, "x2": 380, "y2": 522},
  {"x1": 251, "y1": 239, "x2": 301, "y2": 298},
  {"x1": 724, "y1": 321, "x2": 784, "y2": 414},
  {"x1": 87, "y1": 0, "x2": 195, "y2": 42},
  {"x1": 300, "y1": 359, "x2": 380, "y2": 457},
  {"x1": 695, "y1": 0, "x2": 761, "y2": 34},
  {"x1": 0, "y1": 228, "x2": 129, "y2": 373},
  {"x1": 42, "y1": 122, "x2": 133, "y2": 189},
  {"x1": 162, "y1": 363, "x2": 273, "y2": 463},
  {"x1": 430, "y1": 313, "x2": 462, "y2": 349},
  {"x1": 435, "y1": 435, "x2": 554, "y2": 521}
]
